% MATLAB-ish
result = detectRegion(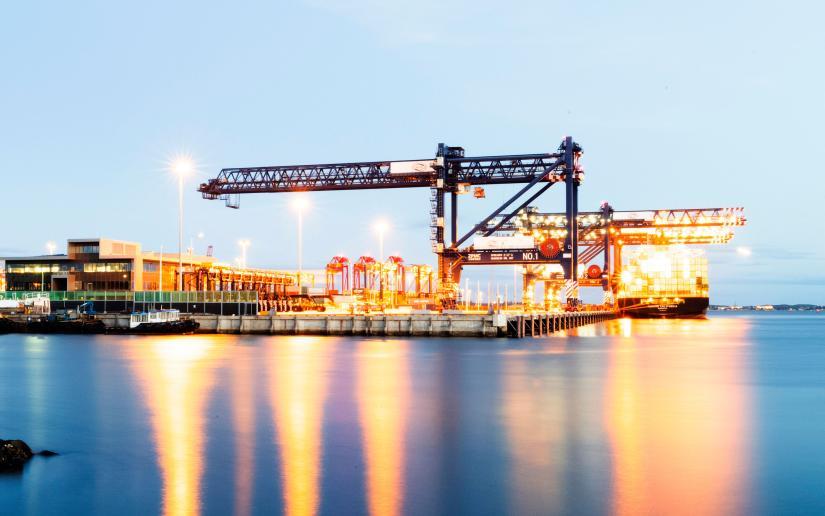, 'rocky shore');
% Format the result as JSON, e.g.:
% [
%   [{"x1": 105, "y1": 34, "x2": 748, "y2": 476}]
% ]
[{"x1": 1, "y1": 439, "x2": 57, "y2": 471}]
